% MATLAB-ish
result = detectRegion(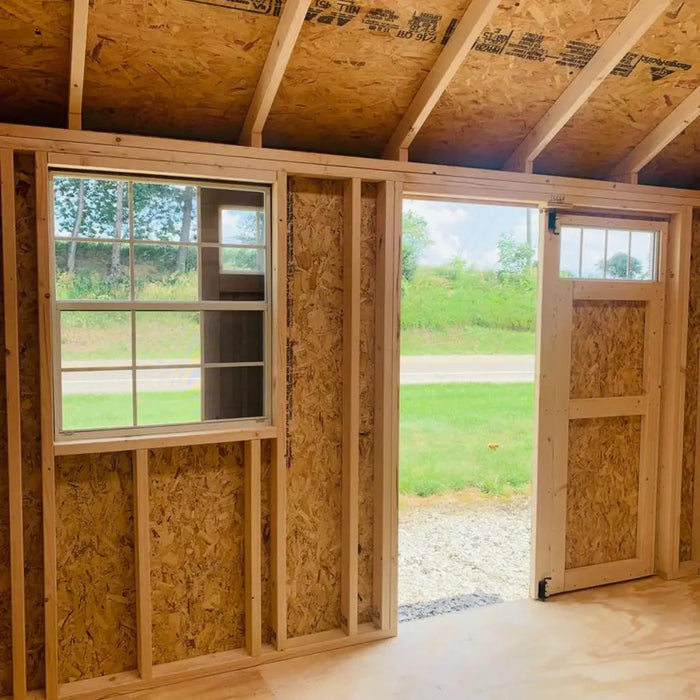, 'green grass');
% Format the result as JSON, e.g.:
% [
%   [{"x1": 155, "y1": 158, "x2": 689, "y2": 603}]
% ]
[
  {"x1": 402, "y1": 266, "x2": 536, "y2": 333},
  {"x1": 401, "y1": 326, "x2": 535, "y2": 355},
  {"x1": 400, "y1": 382, "x2": 534, "y2": 496},
  {"x1": 62, "y1": 390, "x2": 200, "y2": 430}
]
